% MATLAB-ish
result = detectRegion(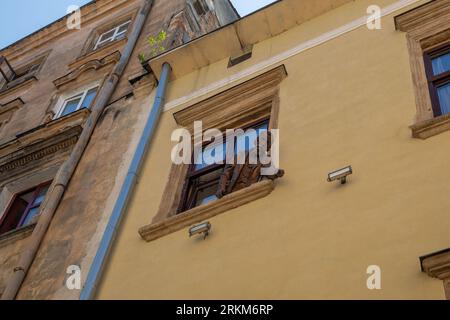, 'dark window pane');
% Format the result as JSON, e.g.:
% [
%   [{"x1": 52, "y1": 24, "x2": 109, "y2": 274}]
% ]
[
  {"x1": 116, "y1": 22, "x2": 130, "y2": 35},
  {"x1": 99, "y1": 29, "x2": 115, "y2": 43},
  {"x1": 437, "y1": 82, "x2": 450, "y2": 115},
  {"x1": 195, "y1": 185, "x2": 219, "y2": 207},
  {"x1": 0, "y1": 198, "x2": 28, "y2": 234},
  {"x1": 19, "y1": 189, "x2": 36, "y2": 204},
  {"x1": 432, "y1": 52, "x2": 450, "y2": 76},
  {"x1": 184, "y1": 167, "x2": 223, "y2": 210}
]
